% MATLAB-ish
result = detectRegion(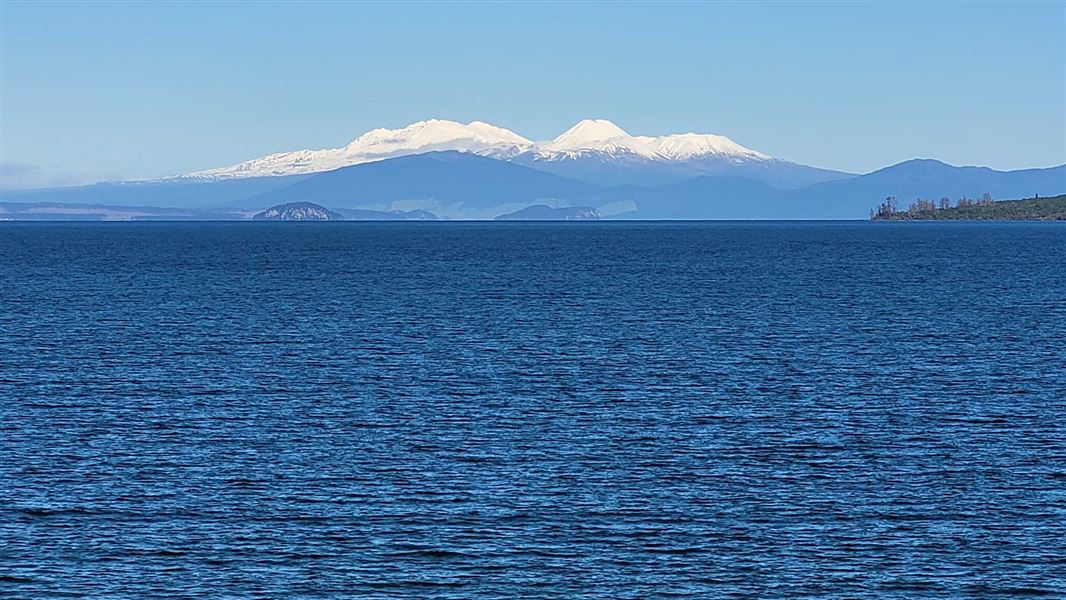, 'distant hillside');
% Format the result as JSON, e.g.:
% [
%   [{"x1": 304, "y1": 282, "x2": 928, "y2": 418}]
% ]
[
  {"x1": 619, "y1": 176, "x2": 781, "y2": 219},
  {"x1": 872, "y1": 194, "x2": 1066, "y2": 221},
  {"x1": 768, "y1": 160, "x2": 1066, "y2": 219},
  {"x1": 244, "y1": 151, "x2": 610, "y2": 219},
  {"x1": 598, "y1": 159, "x2": 1066, "y2": 219},
  {"x1": 509, "y1": 152, "x2": 852, "y2": 188}
]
